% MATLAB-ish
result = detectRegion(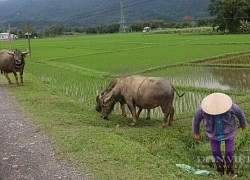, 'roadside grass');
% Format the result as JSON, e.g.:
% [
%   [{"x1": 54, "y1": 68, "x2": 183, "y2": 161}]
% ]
[
  {"x1": 4, "y1": 73, "x2": 221, "y2": 180},
  {"x1": 8, "y1": 72, "x2": 250, "y2": 179}
]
